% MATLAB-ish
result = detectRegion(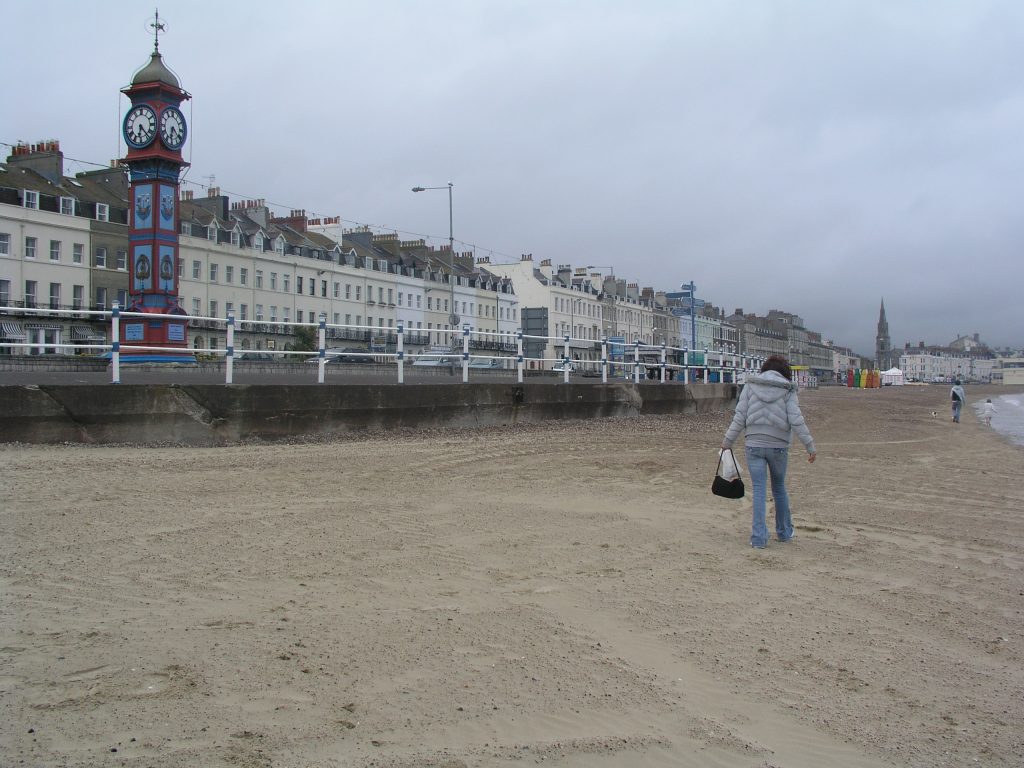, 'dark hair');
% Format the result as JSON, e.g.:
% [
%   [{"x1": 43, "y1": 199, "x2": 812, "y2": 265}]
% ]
[{"x1": 760, "y1": 355, "x2": 792, "y2": 381}]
